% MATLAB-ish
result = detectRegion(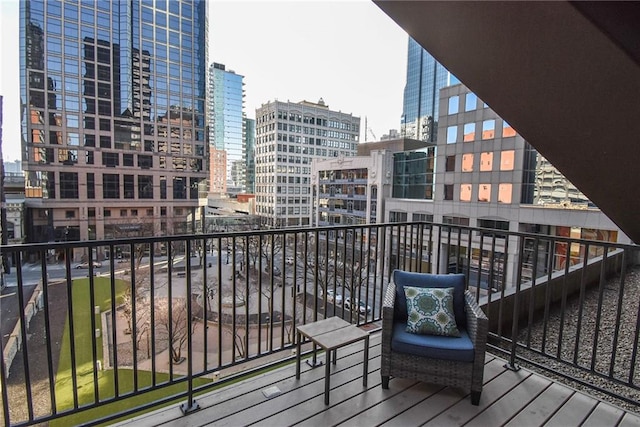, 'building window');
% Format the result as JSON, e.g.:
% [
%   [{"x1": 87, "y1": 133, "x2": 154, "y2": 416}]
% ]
[
  {"x1": 448, "y1": 96, "x2": 459, "y2": 115},
  {"x1": 478, "y1": 219, "x2": 509, "y2": 238},
  {"x1": 480, "y1": 152, "x2": 493, "y2": 171},
  {"x1": 138, "y1": 175, "x2": 153, "y2": 199},
  {"x1": 103, "y1": 174, "x2": 120, "y2": 199},
  {"x1": 102, "y1": 152, "x2": 119, "y2": 167},
  {"x1": 123, "y1": 153, "x2": 134, "y2": 166},
  {"x1": 460, "y1": 184, "x2": 472, "y2": 202},
  {"x1": 120, "y1": 209, "x2": 127, "y2": 217},
  {"x1": 124, "y1": 175, "x2": 134, "y2": 199},
  {"x1": 60, "y1": 172, "x2": 79, "y2": 198},
  {"x1": 146, "y1": 209, "x2": 154, "y2": 216},
  {"x1": 104, "y1": 209, "x2": 111, "y2": 217},
  {"x1": 442, "y1": 215, "x2": 470, "y2": 234},
  {"x1": 445, "y1": 155, "x2": 456, "y2": 172},
  {"x1": 138, "y1": 155, "x2": 152, "y2": 169},
  {"x1": 478, "y1": 184, "x2": 491, "y2": 202},
  {"x1": 465, "y1": 93, "x2": 477, "y2": 111},
  {"x1": 462, "y1": 153, "x2": 473, "y2": 172},
  {"x1": 389, "y1": 211, "x2": 408, "y2": 223},
  {"x1": 498, "y1": 183, "x2": 513, "y2": 204},
  {"x1": 87, "y1": 173, "x2": 95, "y2": 199},
  {"x1": 444, "y1": 184, "x2": 454, "y2": 201},
  {"x1": 65, "y1": 210, "x2": 75, "y2": 219},
  {"x1": 500, "y1": 150, "x2": 515, "y2": 170},
  {"x1": 463, "y1": 123, "x2": 475, "y2": 142},
  {"x1": 446, "y1": 126, "x2": 457, "y2": 144},
  {"x1": 412, "y1": 213, "x2": 433, "y2": 223},
  {"x1": 482, "y1": 120, "x2": 495, "y2": 140},
  {"x1": 502, "y1": 120, "x2": 516, "y2": 137}
]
